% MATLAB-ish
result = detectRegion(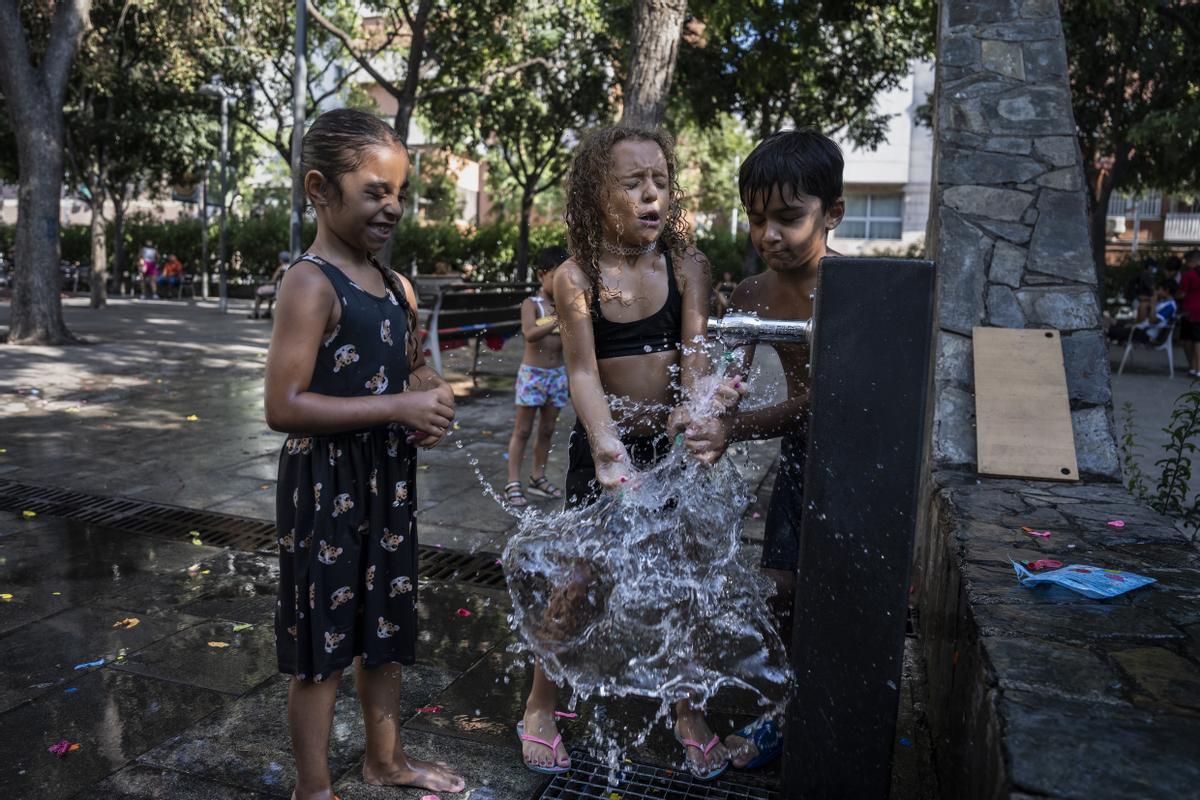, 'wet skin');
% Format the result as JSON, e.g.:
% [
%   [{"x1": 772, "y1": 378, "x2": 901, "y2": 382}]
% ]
[
  {"x1": 692, "y1": 183, "x2": 844, "y2": 767},
  {"x1": 526, "y1": 138, "x2": 738, "y2": 778},
  {"x1": 267, "y1": 143, "x2": 463, "y2": 796}
]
